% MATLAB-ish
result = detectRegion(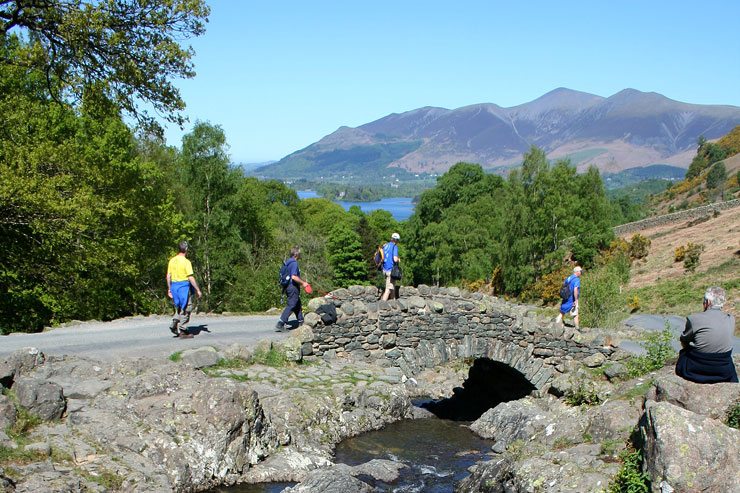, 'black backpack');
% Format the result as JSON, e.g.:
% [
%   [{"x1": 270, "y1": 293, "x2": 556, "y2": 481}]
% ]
[
  {"x1": 559, "y1": 277, "x2": 571, "y2": 301},
  {"x1": 373, "y1": 245, "x2": 385, "y2": 271},
  {"x1": 279, "y1": 260, "x2": 292, "y2": 288}
]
